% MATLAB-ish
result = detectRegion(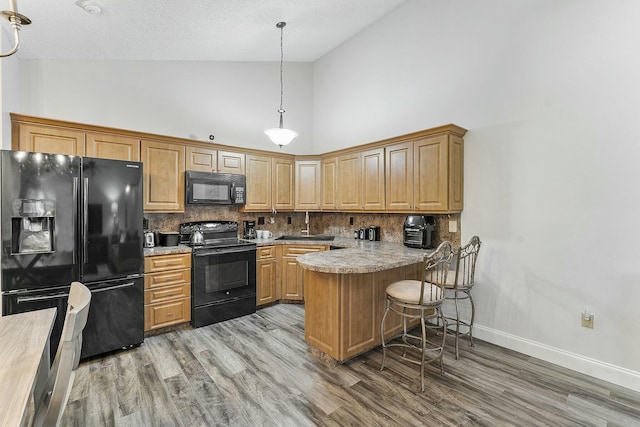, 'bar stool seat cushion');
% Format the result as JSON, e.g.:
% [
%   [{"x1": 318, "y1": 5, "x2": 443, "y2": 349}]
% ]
[{"x1": 386, "y1": 280, "x2": 443, "y2": 304}]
